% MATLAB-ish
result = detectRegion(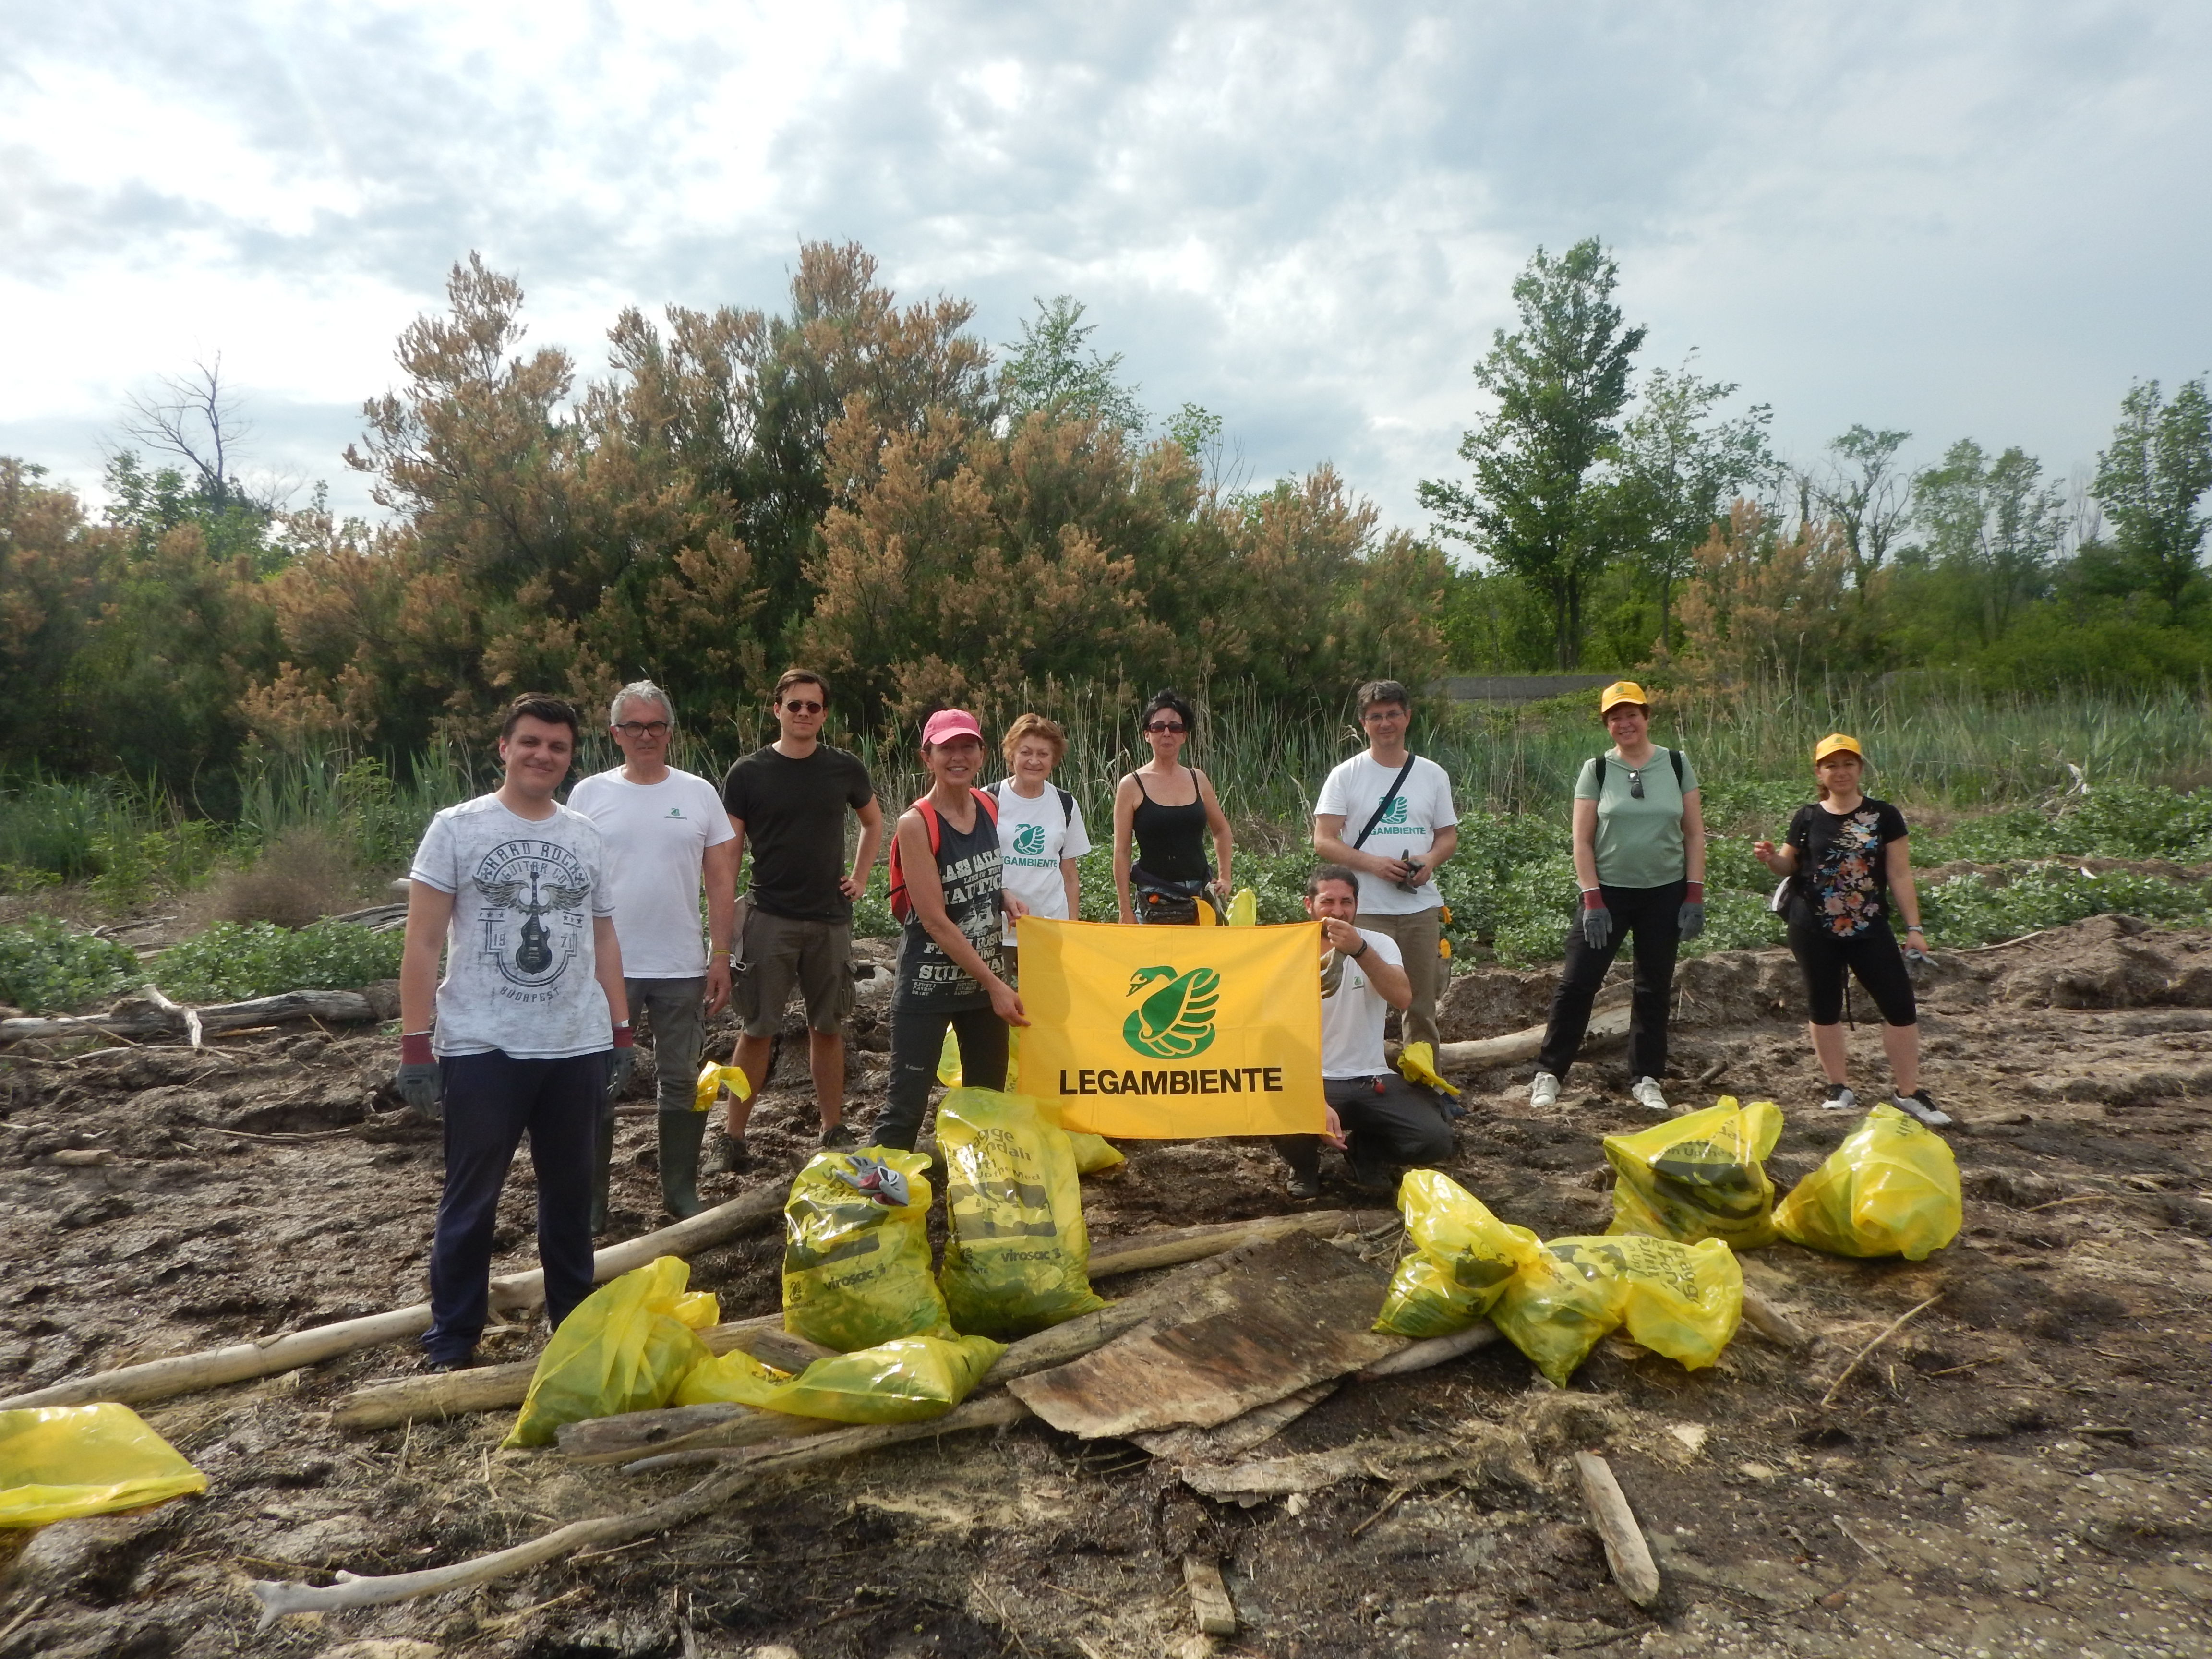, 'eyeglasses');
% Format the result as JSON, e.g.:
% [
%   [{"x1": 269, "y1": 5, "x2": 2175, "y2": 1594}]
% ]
[
  {"x1": 1144, "y1": 721, "x2": 1186, "y2": 734},
  {"x1": 614, "y1": 721, "x2": 671, "y2": 738},
  {"x1": 1360, "y1": 708, "x2": 1407, "y2": 721},
  {"x1": 780, "y1": 700, "x2": 824, "y2": 715}
]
